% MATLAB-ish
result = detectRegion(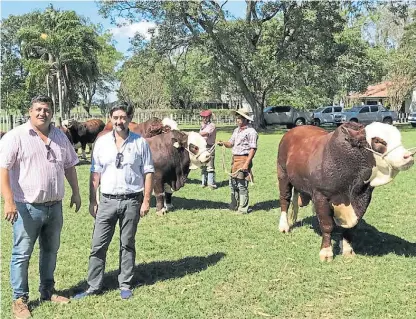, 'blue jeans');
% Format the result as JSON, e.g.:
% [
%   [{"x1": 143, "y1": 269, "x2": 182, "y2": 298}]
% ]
[{"x1": 11, "y1": 201, "x2": 63, "y2": 300}]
